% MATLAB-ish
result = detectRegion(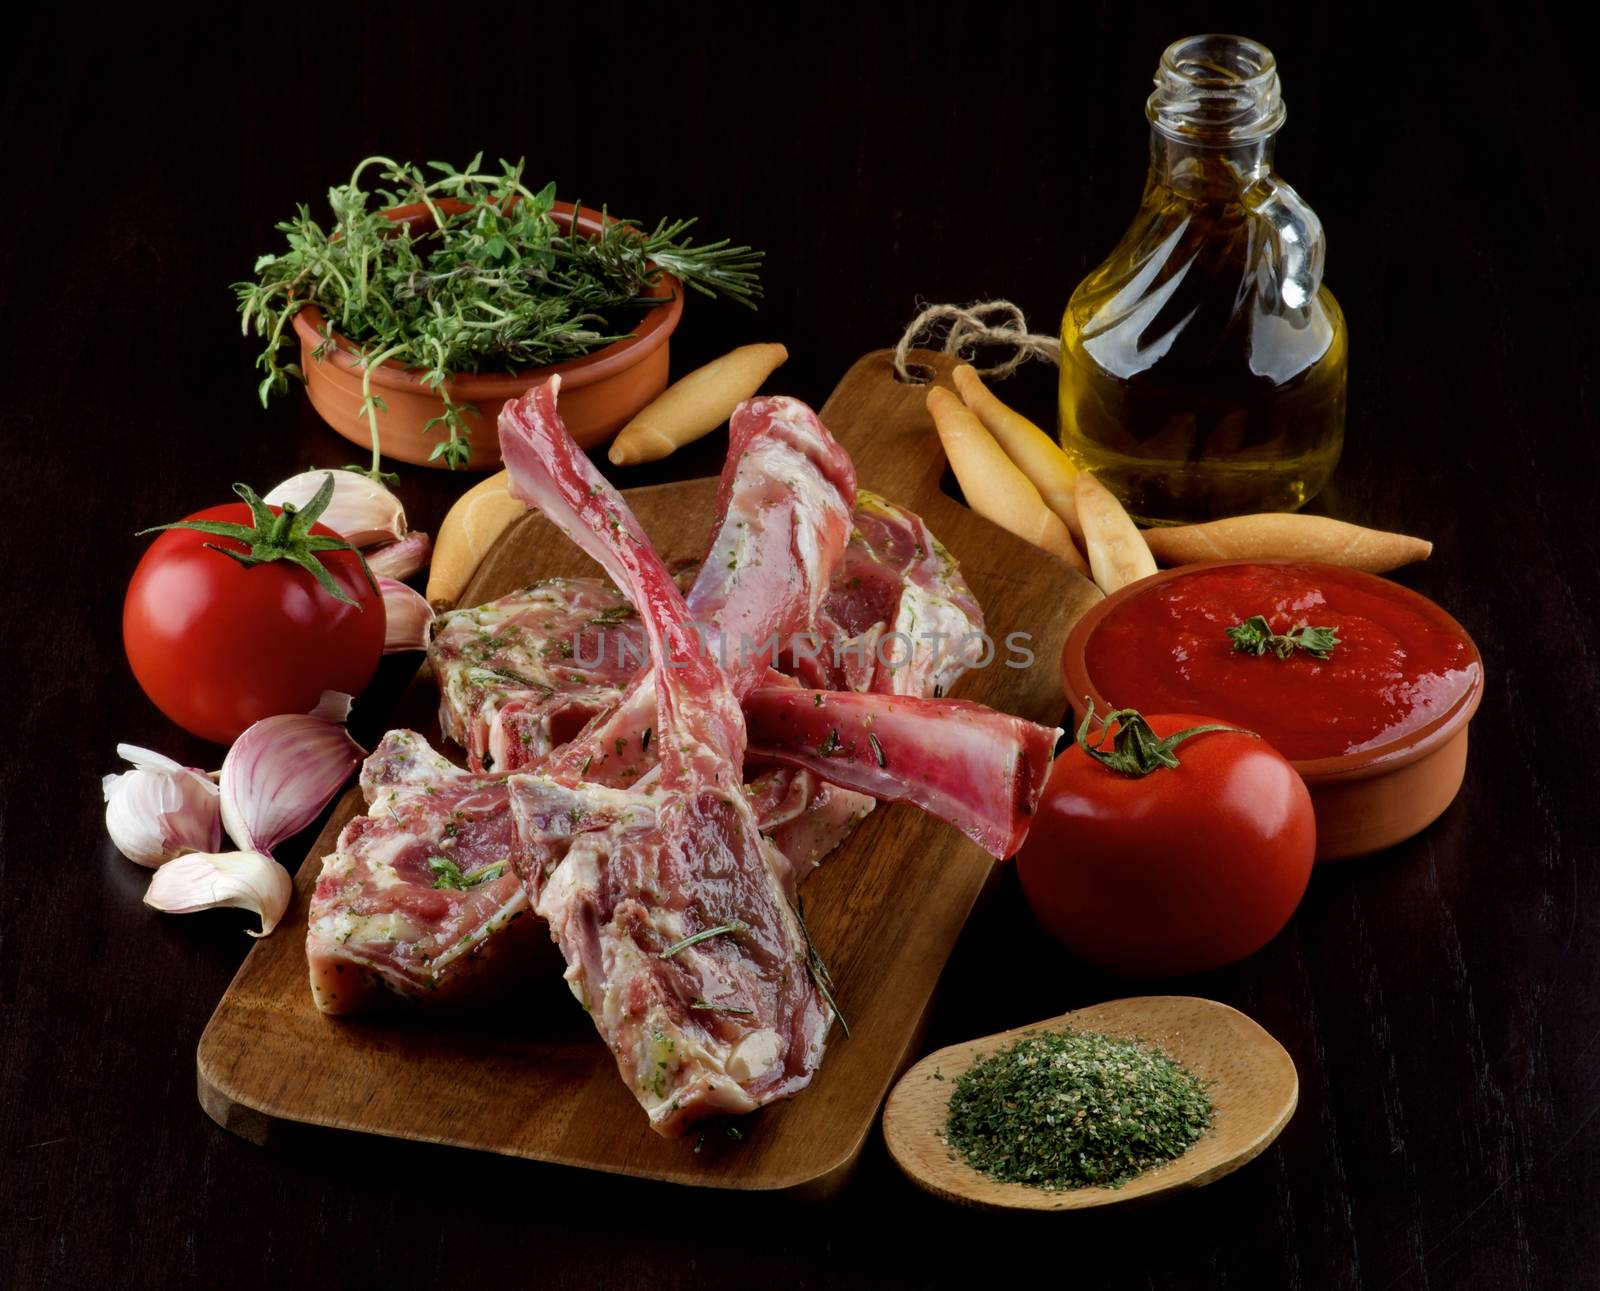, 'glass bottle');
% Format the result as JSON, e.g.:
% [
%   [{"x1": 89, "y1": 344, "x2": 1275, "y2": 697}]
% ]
[{"x1": 1058, "y1": 34, "x2": 1346, "y2": 524}]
